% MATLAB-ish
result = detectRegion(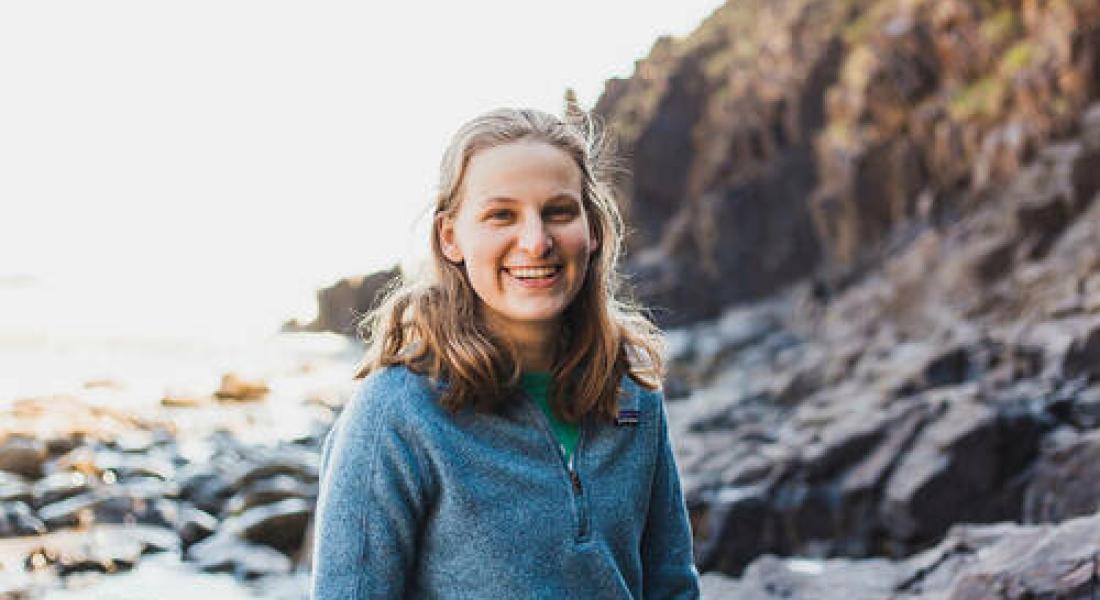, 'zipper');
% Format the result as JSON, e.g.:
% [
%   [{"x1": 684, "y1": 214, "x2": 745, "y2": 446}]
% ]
[{"x1": 524, "y1": 393, "x2": 589, "y2": 541}]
